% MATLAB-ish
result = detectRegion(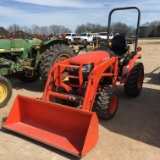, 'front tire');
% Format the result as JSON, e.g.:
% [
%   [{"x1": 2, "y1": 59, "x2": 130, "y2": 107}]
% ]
[
  {"x1": 124, "y1": 62, "x2": 144, "y2": 97},
  {"x1": 39, "y1": 44, "x2": 75, "y2": 82},
  {"x1": 0, "y1": 76, "x2": 12, "y2": 108},
  {"x1": 93, "y1": 88, "x2": 119, "y2": 120}
]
